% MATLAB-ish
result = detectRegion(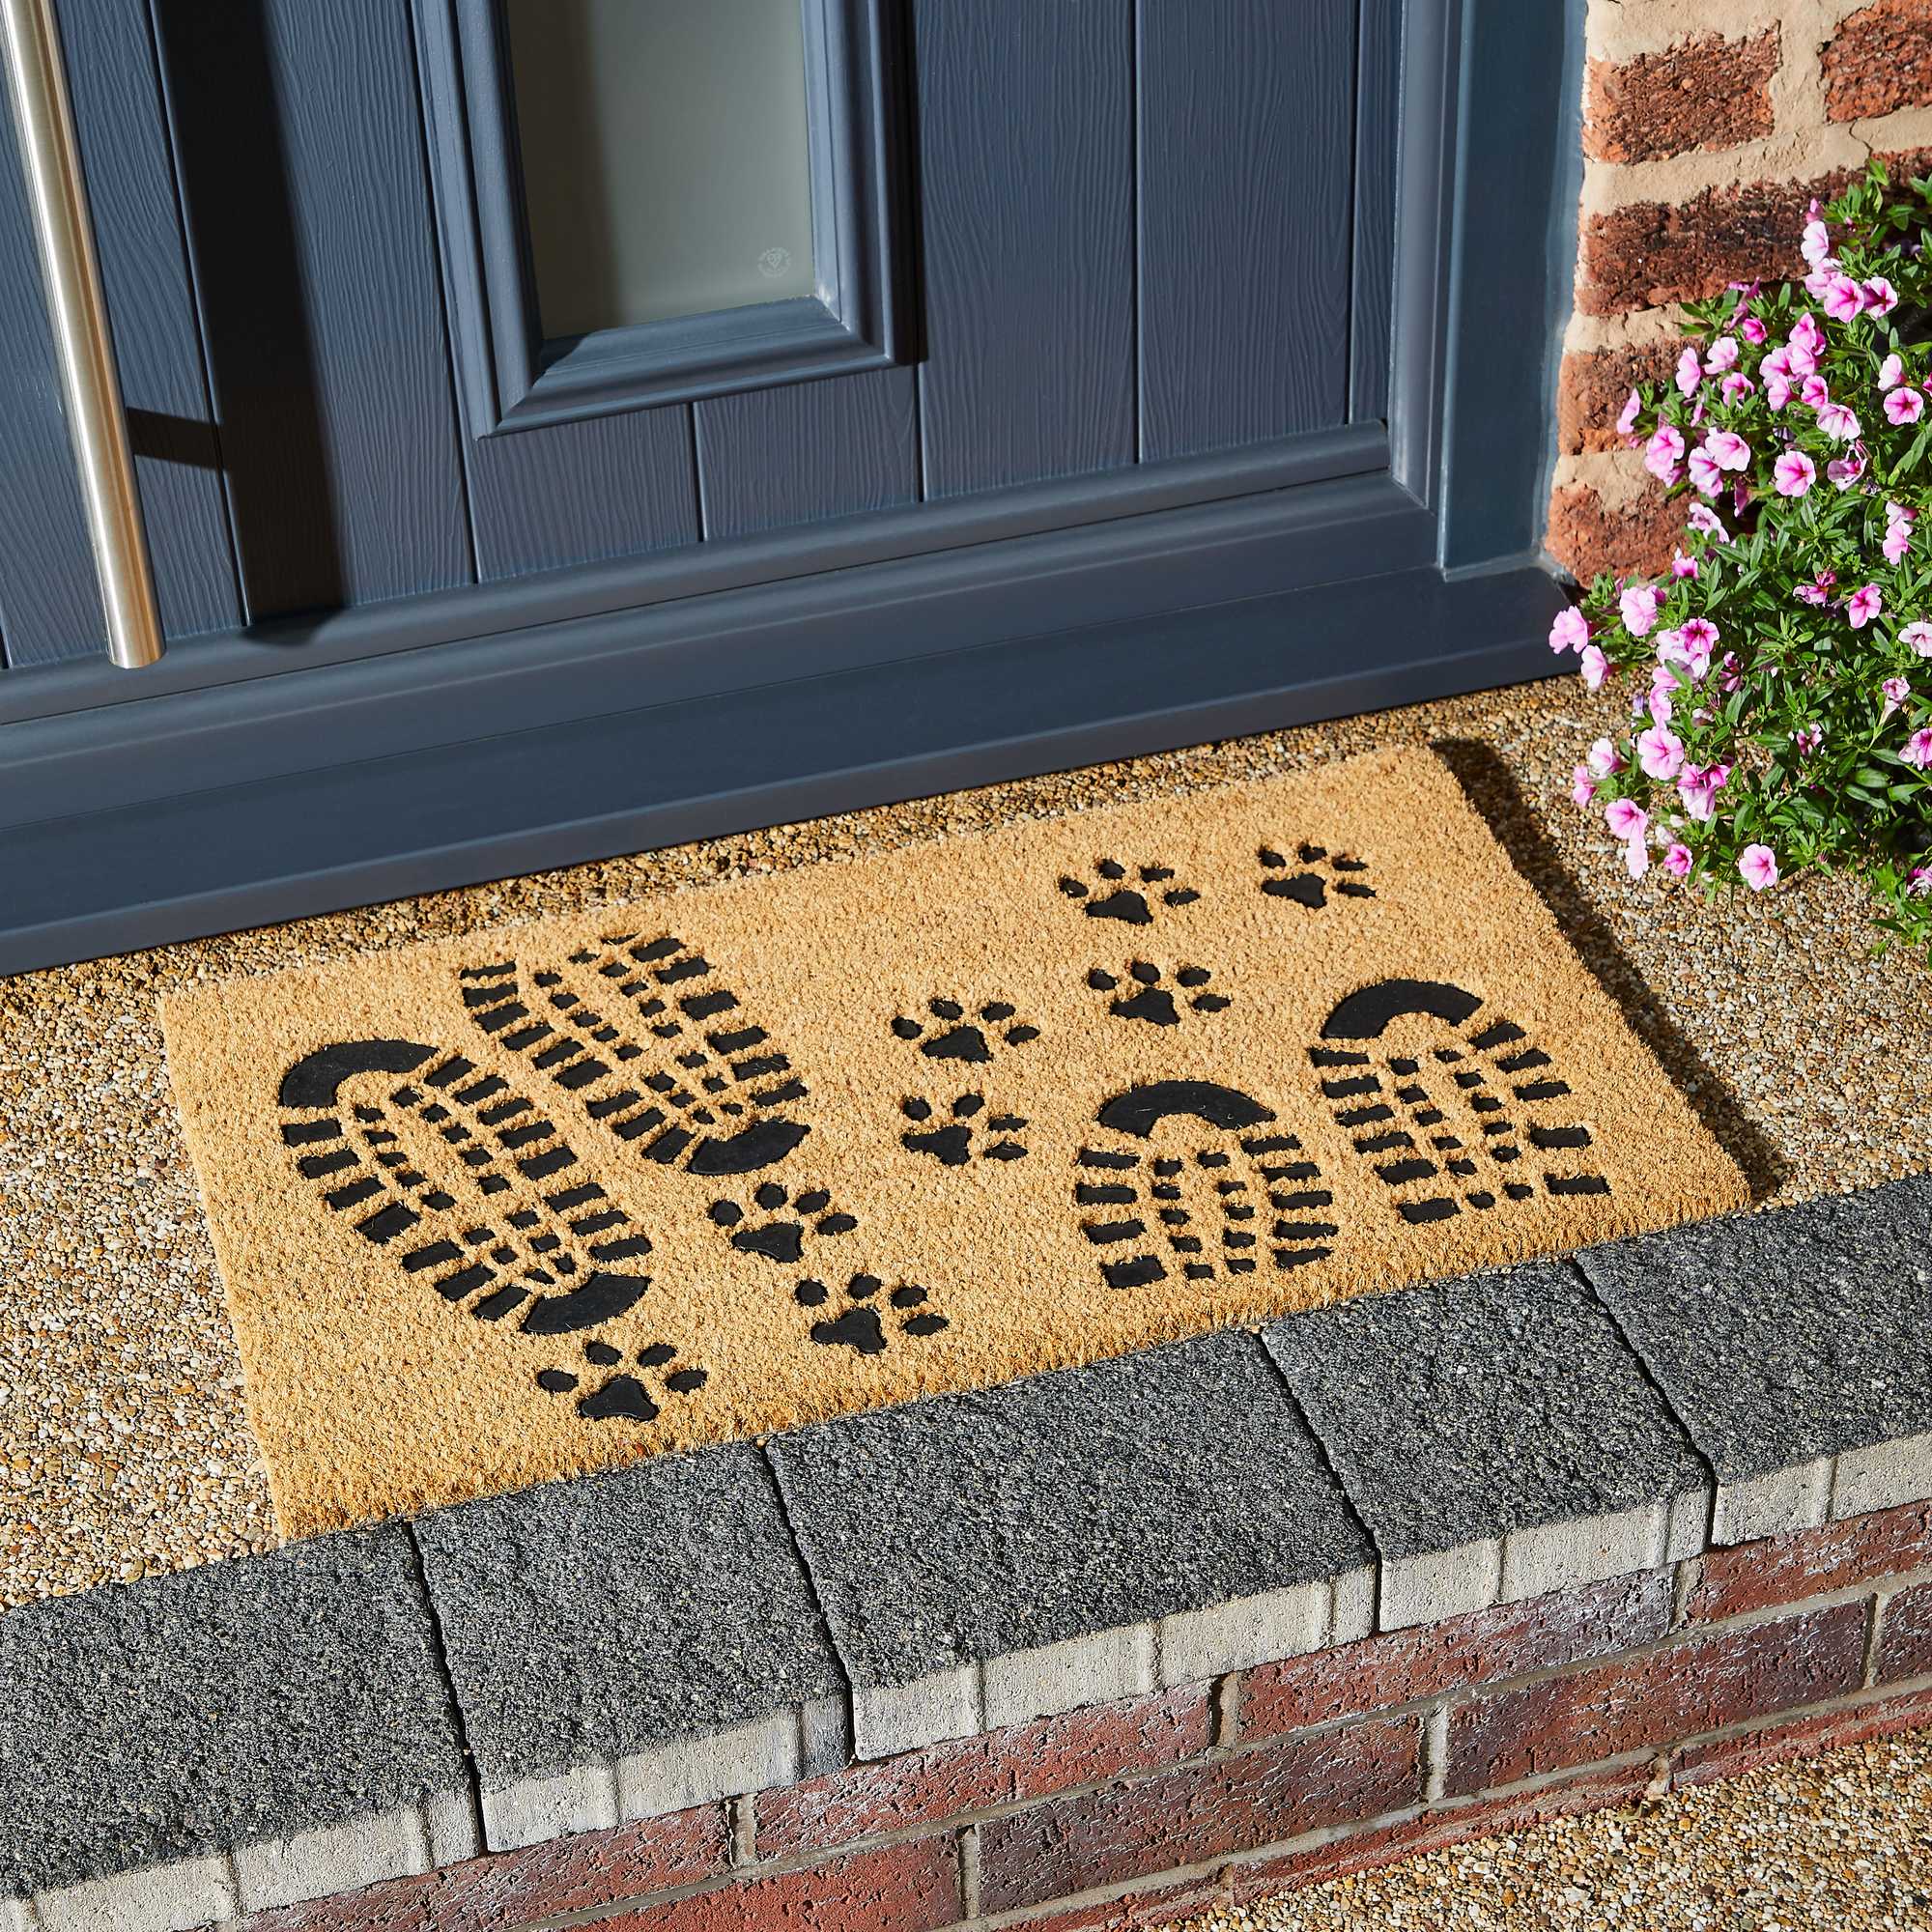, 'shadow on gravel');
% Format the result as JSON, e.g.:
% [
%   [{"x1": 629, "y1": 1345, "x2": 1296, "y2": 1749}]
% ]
[{"x1": 1432, "y1": 735, "x2": 1787, "y2": 1204}]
